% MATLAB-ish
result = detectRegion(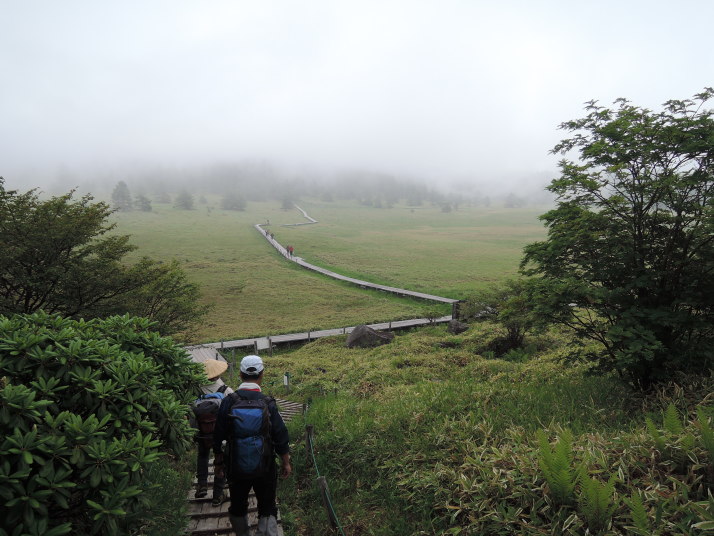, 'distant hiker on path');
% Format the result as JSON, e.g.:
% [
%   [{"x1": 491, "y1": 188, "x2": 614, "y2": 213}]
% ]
[
  {"x1": 288, "y1": 245, "x2": 294, "y2": 257},
  {"x1": 192, "y1": 359, "x2": 234, "y2": 505},
  {"x1": 213, "y1": 355, "x2": 291, "y2": 536}
]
